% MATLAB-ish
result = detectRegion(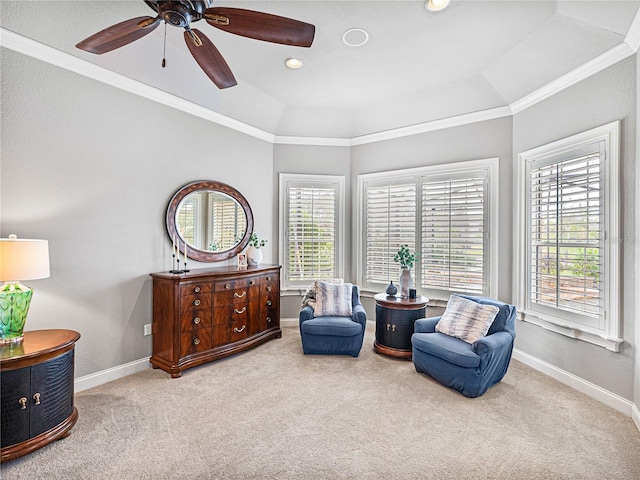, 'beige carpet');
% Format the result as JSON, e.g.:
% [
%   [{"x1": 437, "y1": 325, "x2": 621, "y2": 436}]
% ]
[{"x1": 2, "y1": 326, "x2": 639, "y2": 479}]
